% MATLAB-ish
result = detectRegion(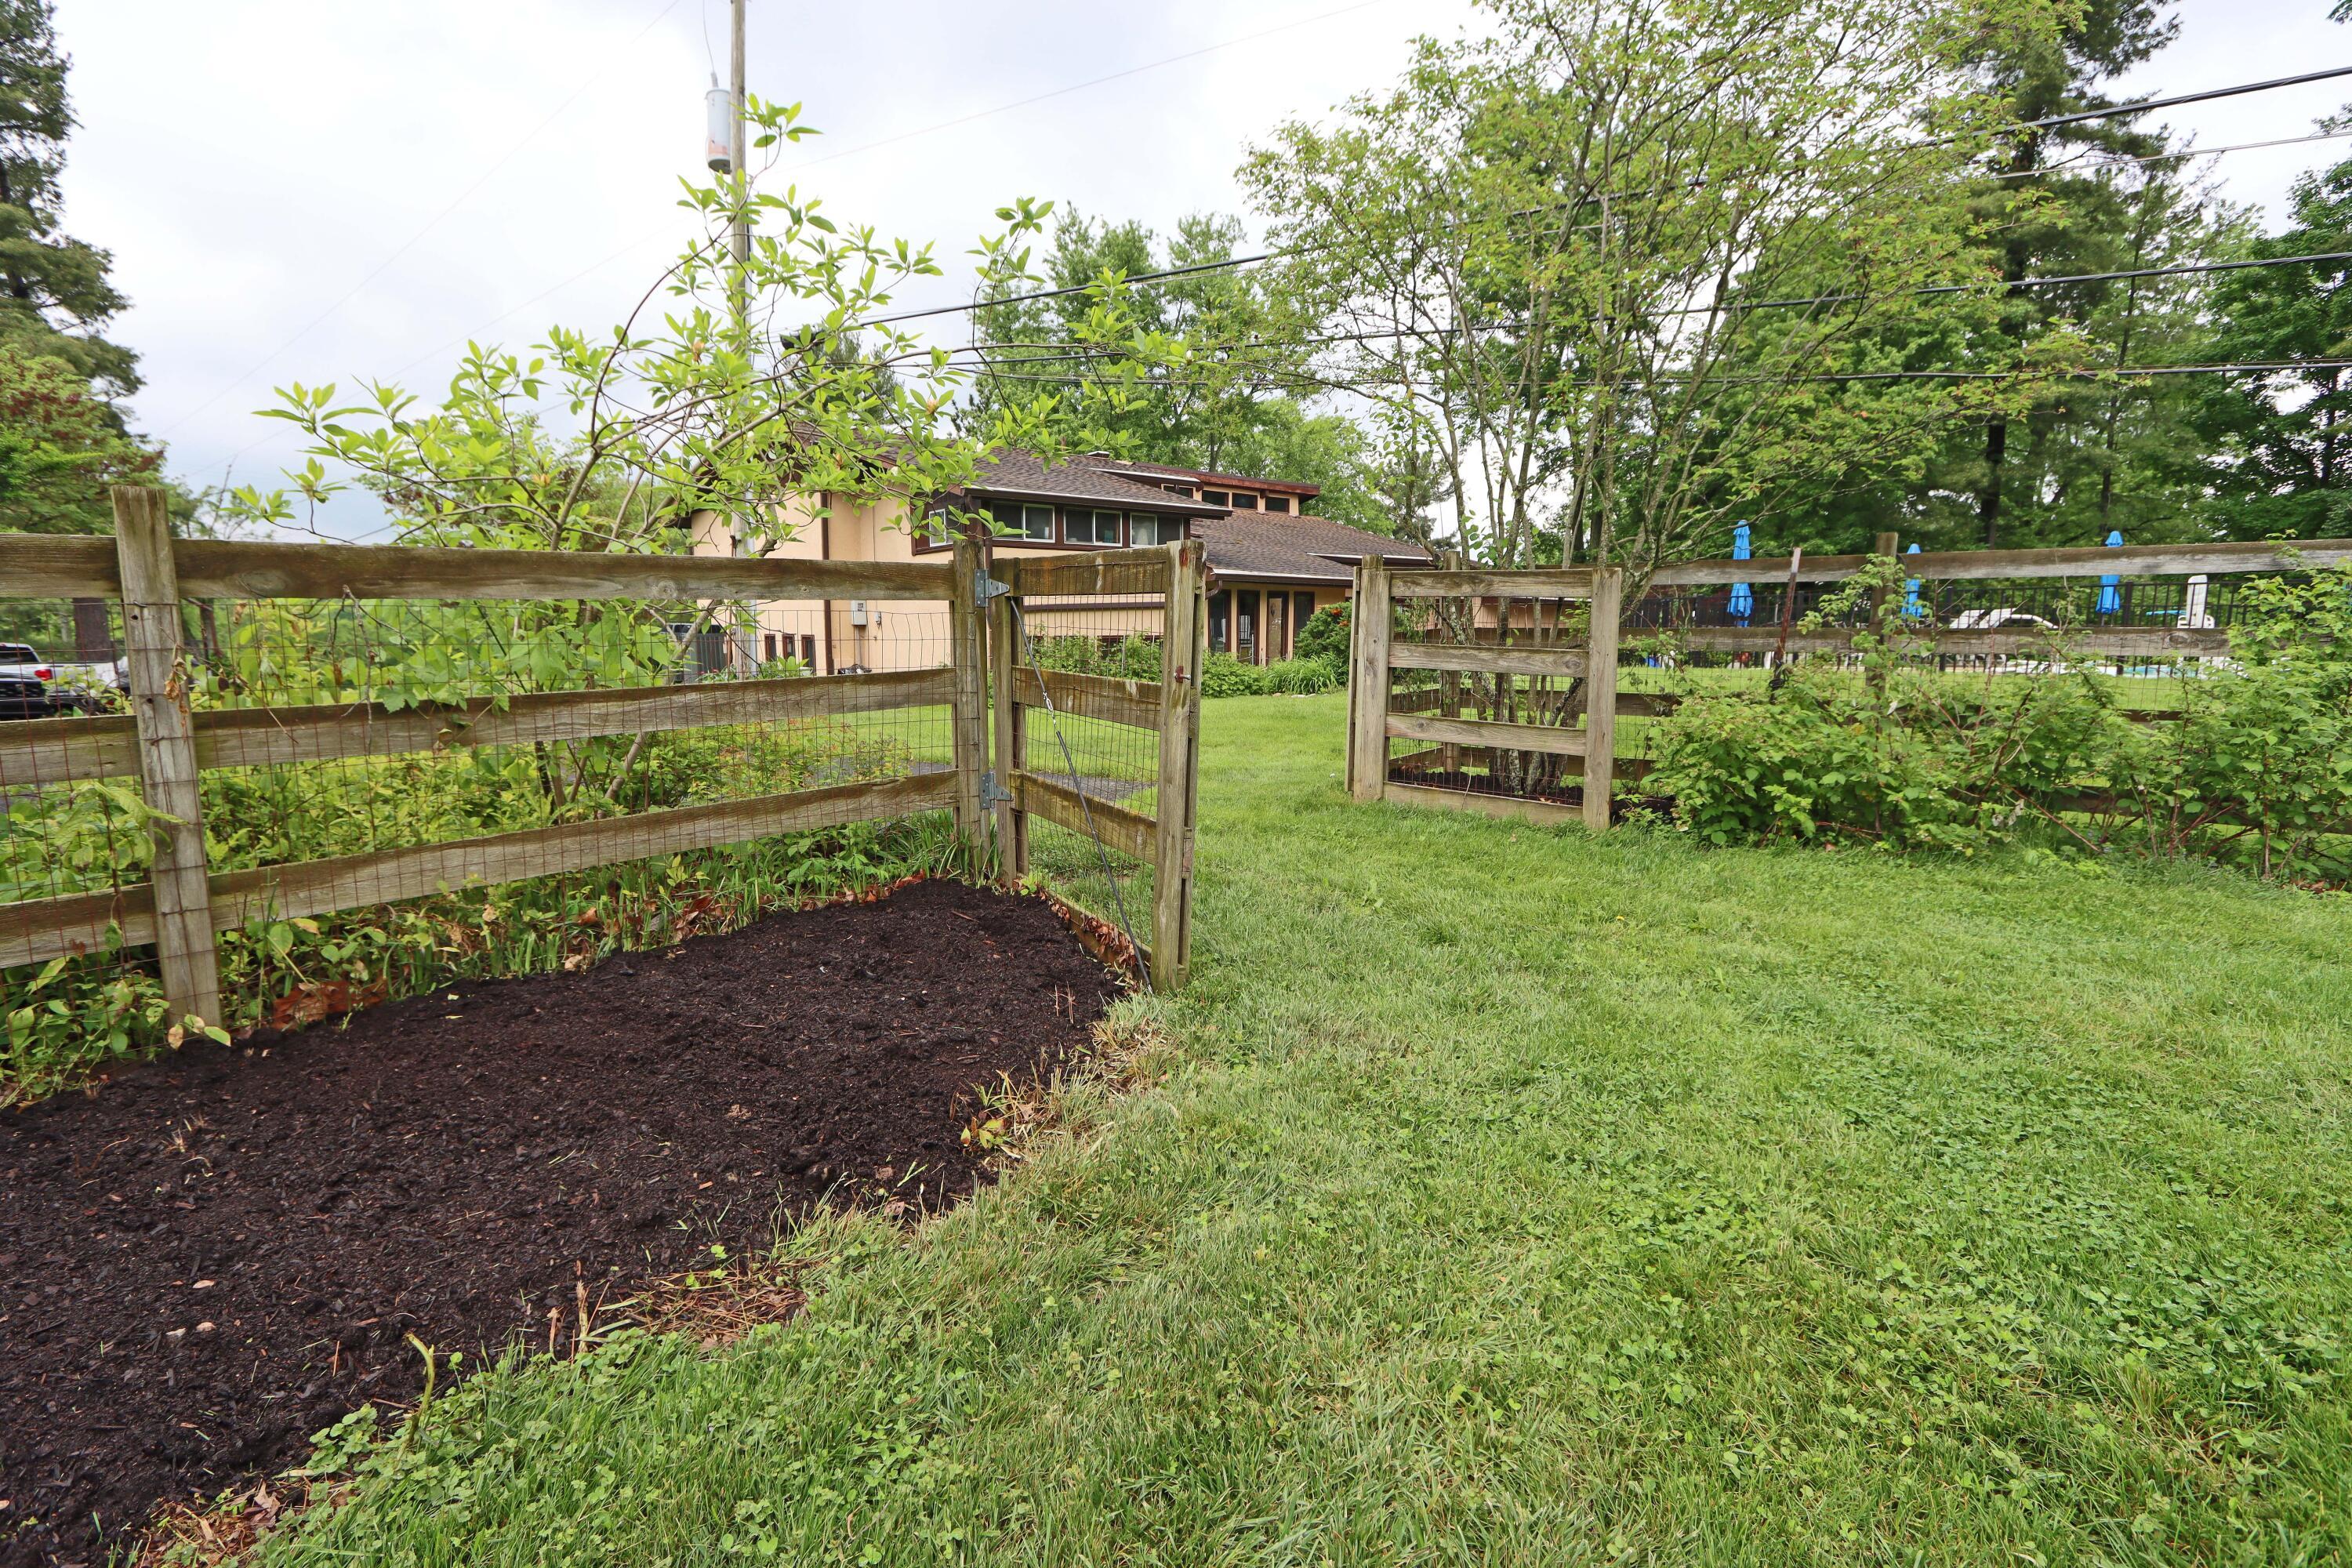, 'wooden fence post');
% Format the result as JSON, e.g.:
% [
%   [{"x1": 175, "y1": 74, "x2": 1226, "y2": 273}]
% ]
[
  {"x1": 947, "y1": 539, "x2": 988, "y2": 865},
  {"x1": 988, "y1": 580, "x2": 1027, "y2": 887},
  {"x1": 1581, "y1": 565, "x2": 1622, "y2": 834},
  {"x1": 1346, "y1": 556, "x2": 1392, "y2": 803},
  {"x1": 1152, "y1": 540, "x2": 1205, "y2": 990},
  {"x1": 113, "y1": 486, "x2": 222, "y2": 1027}
]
